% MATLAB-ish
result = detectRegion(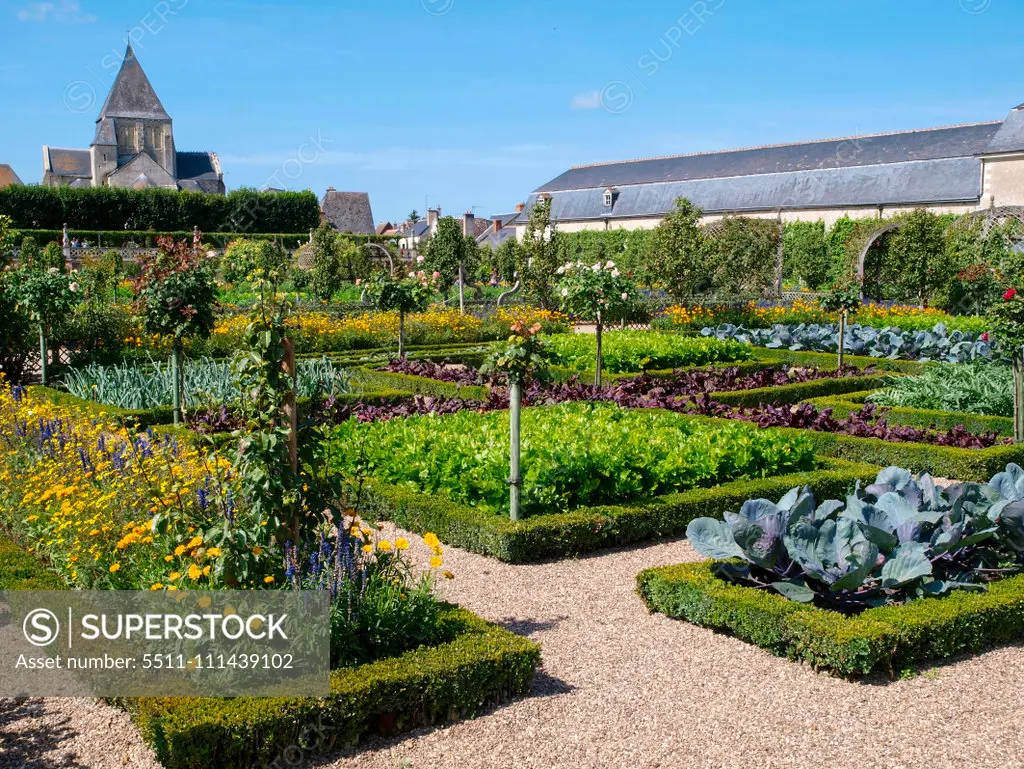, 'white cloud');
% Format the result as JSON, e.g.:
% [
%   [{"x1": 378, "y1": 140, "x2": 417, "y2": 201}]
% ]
[
  {"x1": 17, "y1": 0, "x2": 96, "y2": 24},
  {"x1": 570, "y1": 90, "x2": 603, "y2": 110}
]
